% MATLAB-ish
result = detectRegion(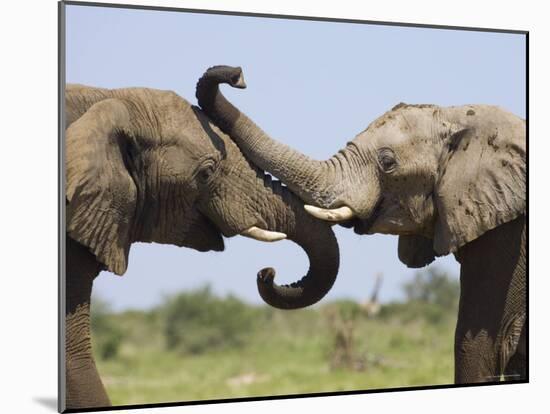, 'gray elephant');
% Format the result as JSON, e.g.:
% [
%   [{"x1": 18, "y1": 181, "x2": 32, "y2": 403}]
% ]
[
  {"x1": 196, "y1": 66, "x2": 526, "y2": 384},
  {"x1": 64, "y1": 84, "x2": 340, "y2": 409}
]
